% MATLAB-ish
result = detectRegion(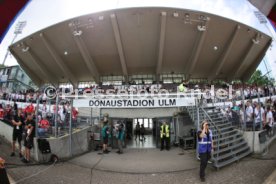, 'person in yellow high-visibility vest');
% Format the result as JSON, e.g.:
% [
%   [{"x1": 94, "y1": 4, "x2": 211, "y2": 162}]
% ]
[
  {"x1": 160, "y1": 121, "x2": 170, "y2": 151},
  {"x1": 178, "y1": 81, "x2": 187, "y2": 93}
]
